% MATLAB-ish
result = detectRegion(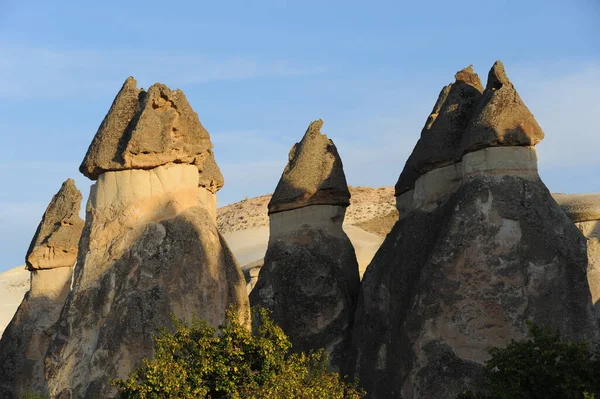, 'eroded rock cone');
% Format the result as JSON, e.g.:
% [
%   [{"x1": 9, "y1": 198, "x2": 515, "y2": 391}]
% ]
[
  {"x1": 45, "y1": 79, "x2": 248, "y2": 399},
  {"x1": 0, "y1": 179, "x2": 83, "y2": 399},
  {"x1": 348, "y1": 63, "x2": 598, "y2": 398},
  {"x1": 251, "y1": 120, "x2": 360, "y2": 371},
  {"x1": 460, "y1": 61, "x2": 544, "y2": 156},
  {"x1": 268, "y1": 119, "x2": 351, "y2": 214}
]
